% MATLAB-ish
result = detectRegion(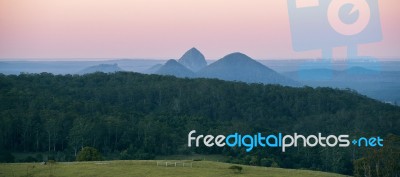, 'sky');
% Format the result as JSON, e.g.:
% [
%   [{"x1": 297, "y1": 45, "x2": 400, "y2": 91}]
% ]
[{"x1": 0, "y1": 0, "x2": 399, "y2": 60}]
